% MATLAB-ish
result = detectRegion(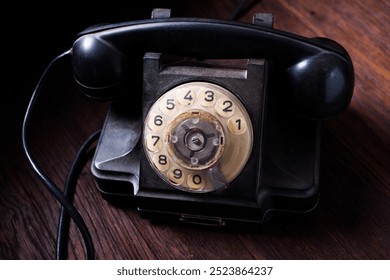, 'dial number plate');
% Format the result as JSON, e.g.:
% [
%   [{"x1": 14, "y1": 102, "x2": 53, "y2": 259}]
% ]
[{"x1": 143, "y1": 82, "x2": 253, "y2": 193}]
